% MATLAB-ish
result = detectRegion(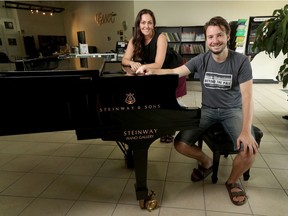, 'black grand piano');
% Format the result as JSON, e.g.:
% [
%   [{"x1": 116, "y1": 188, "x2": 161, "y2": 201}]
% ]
[{"x1": 0, "y1": 56, "x2": 200, "y2": 210}]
